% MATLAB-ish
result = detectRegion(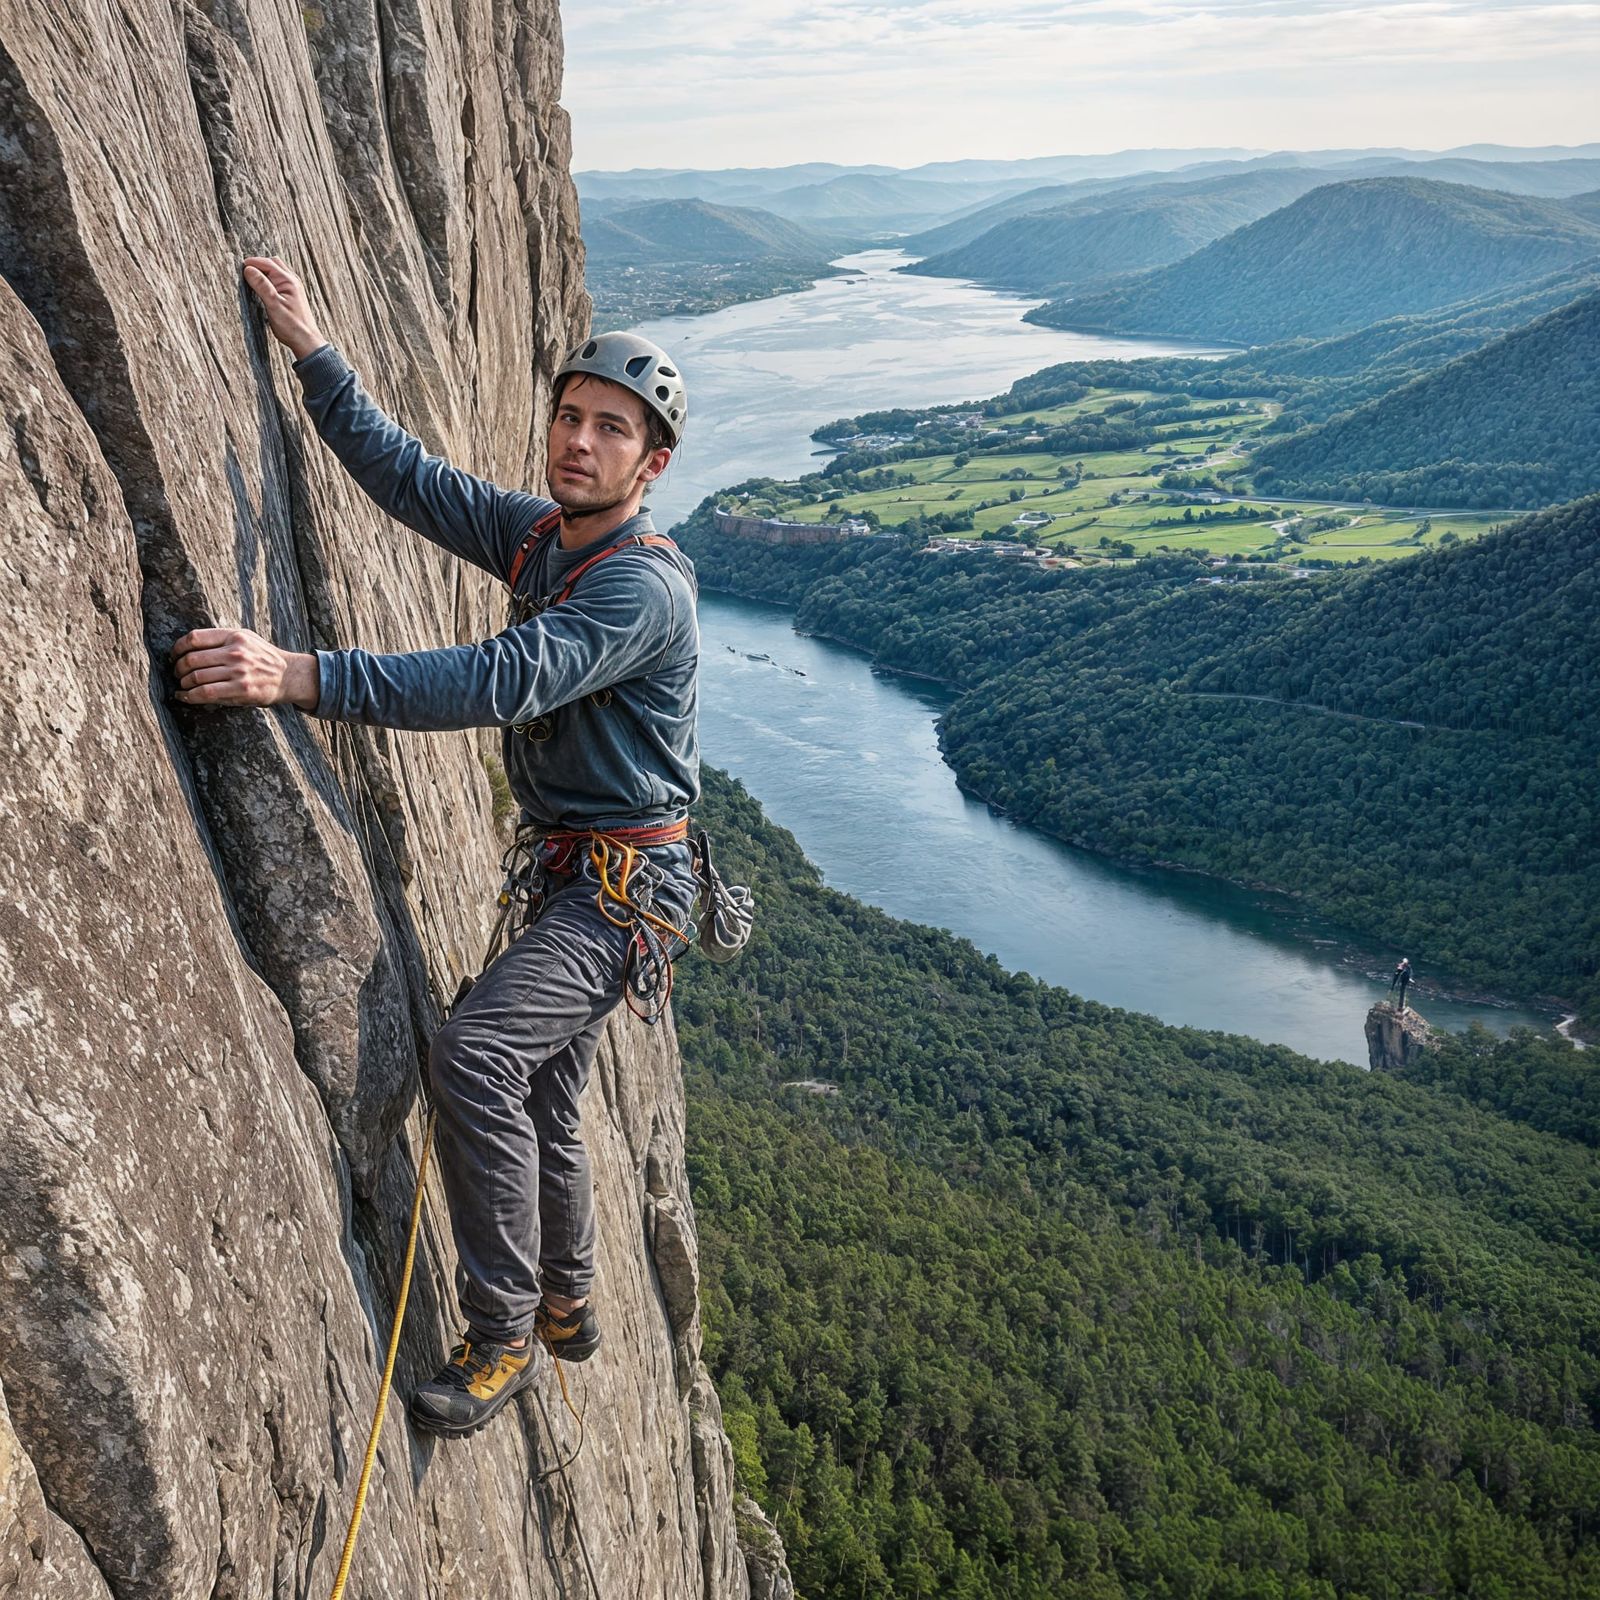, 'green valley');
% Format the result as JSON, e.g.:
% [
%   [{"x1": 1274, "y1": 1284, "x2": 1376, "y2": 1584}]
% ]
[{"x1": 716, "y1": 381, "x2": 1505, "y2": 569}]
